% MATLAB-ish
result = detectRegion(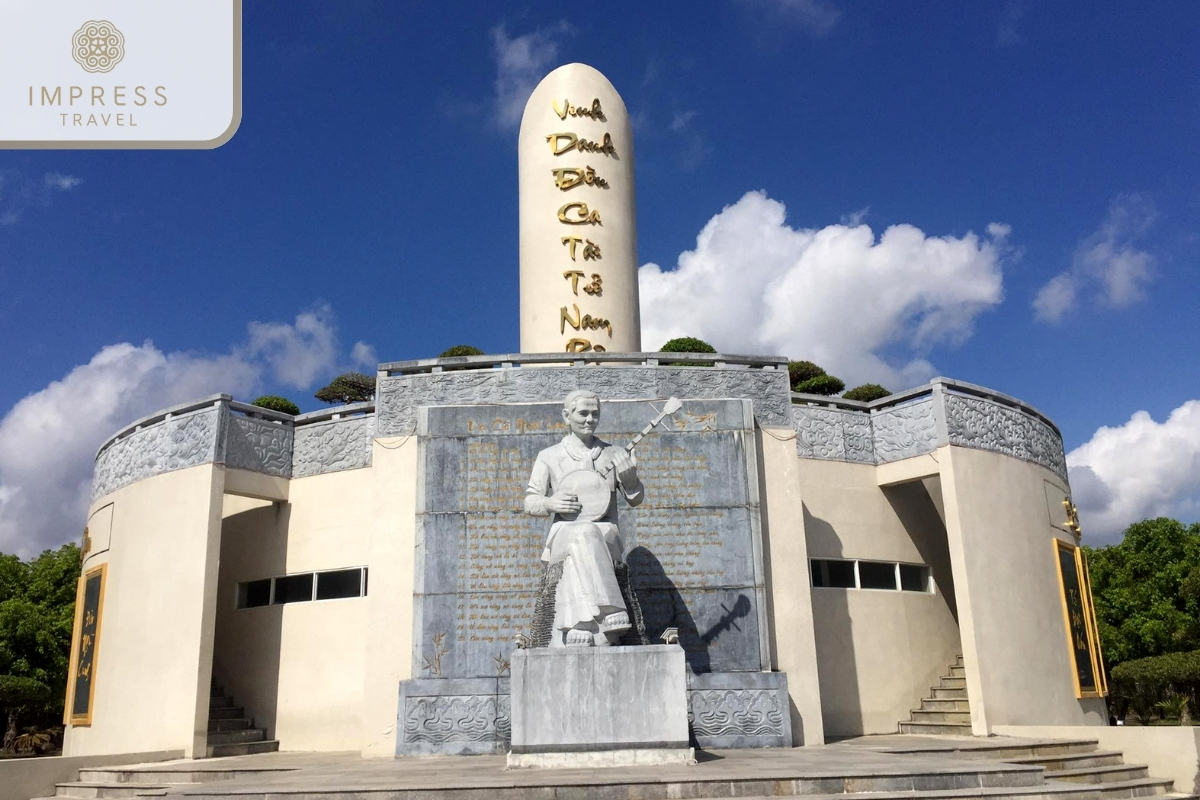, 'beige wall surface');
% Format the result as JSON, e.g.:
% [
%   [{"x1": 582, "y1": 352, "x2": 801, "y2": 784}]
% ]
[
  {"x1": 65, "y1": 465, "x2": 224, "y2": 759},
  {"x1": 212, "y1": 468, "x2": 375, "y2": 753},
  {"x1": 757, "y1": 428, "x2": 824, "y2": 745},
  {"x1": 798, "y1": 458, "x2": 961, "y2": 738},
  {"x1": 994, "y1": 725, "x2": 1200, "y2": 795},
  {"x1": 941, "y1": 446, "x2": 1107, "y2": 732}
]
